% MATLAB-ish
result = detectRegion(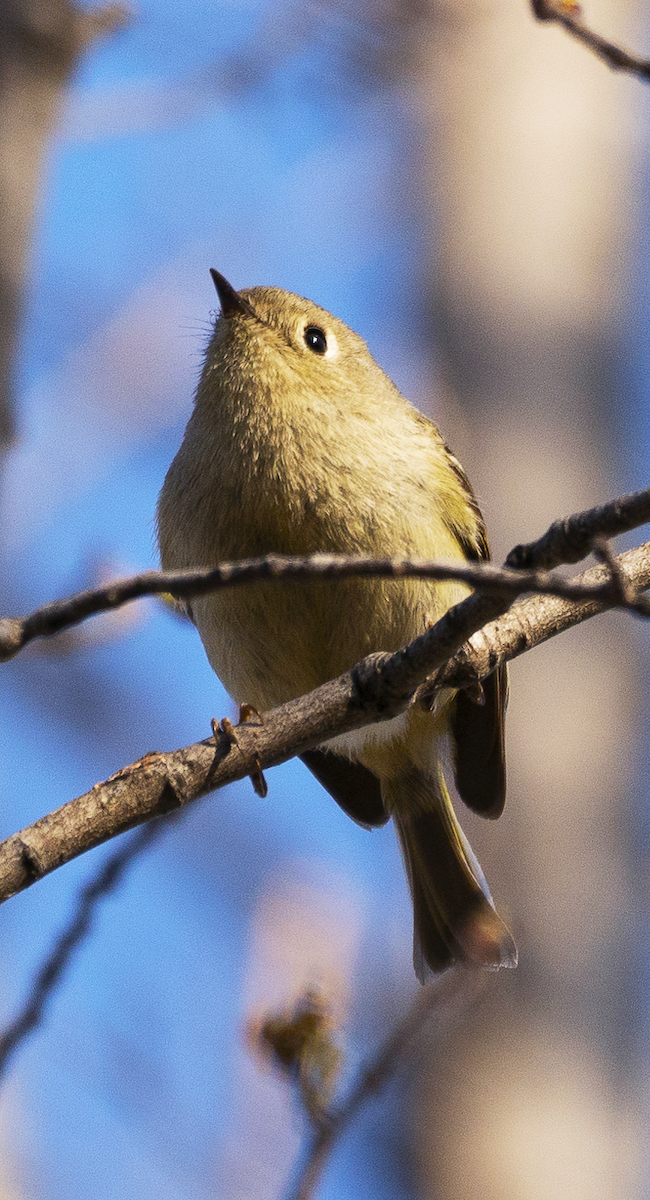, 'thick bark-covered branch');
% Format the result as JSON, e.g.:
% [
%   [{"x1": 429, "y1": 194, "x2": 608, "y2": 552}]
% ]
[{"x1": 0, "y1": 538, "x2": 647, "y2": 907}]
